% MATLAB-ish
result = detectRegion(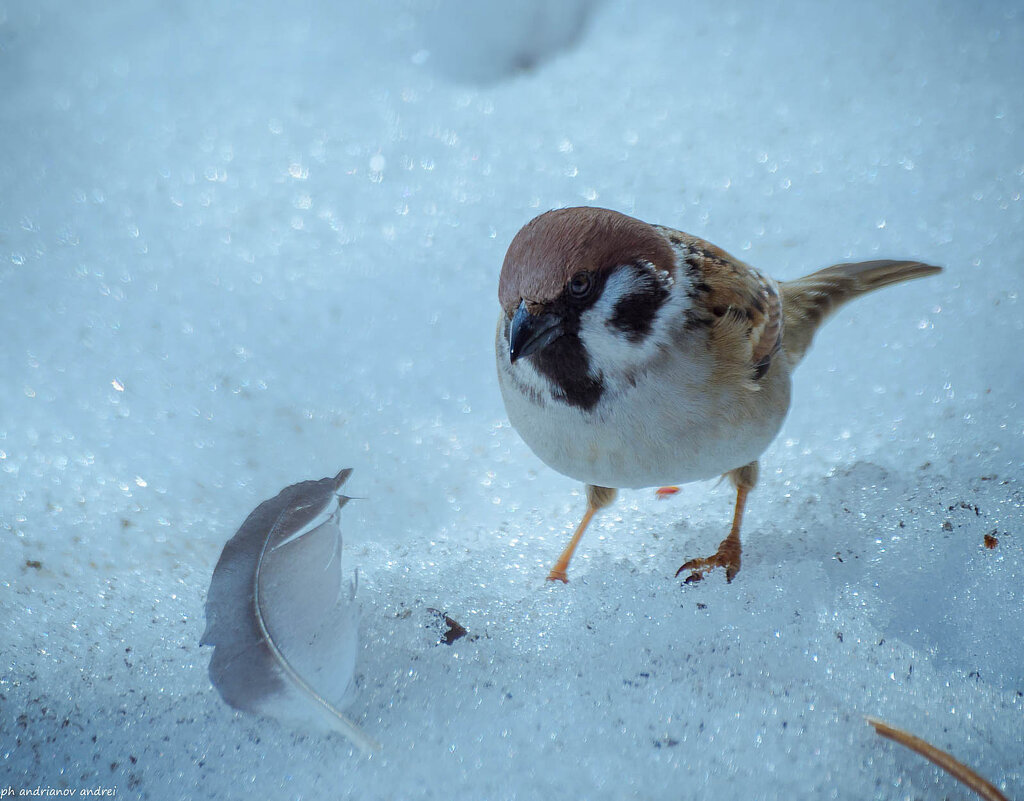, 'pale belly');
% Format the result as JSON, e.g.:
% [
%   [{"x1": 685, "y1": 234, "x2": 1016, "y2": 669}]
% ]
[{"x1": 498, "y1": 356, "x2": 791, "y2": 489}]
